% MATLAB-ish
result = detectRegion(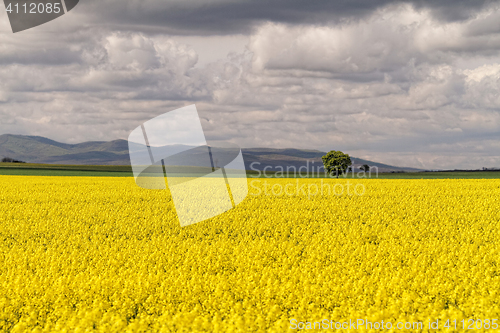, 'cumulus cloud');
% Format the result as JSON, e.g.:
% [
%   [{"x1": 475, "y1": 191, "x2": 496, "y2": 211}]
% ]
[
  {"x1": 0, "y1": 29, "x2": 208, "y2": 142},
  {"x1": 199, "y1": 4, "x2": 500, "y2": 169}
]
